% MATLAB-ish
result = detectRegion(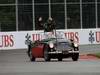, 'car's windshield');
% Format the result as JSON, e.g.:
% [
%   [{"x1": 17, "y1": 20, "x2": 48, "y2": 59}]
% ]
[
  {"x1": 40, "y1": 31, "x2": 66, "y2": 41},
  {"x1": 43, "y1": 31, "x2": 66, "y2": 39}
]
